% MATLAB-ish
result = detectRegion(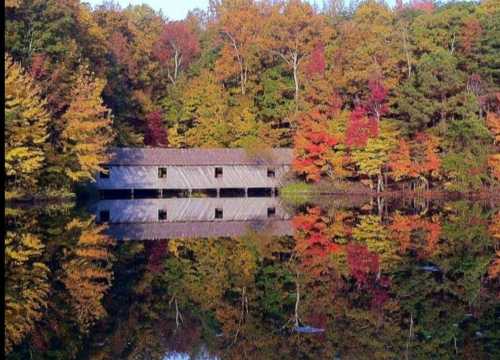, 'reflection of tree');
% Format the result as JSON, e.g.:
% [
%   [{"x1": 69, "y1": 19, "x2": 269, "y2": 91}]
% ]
[
  {"x1": 355, "y1": 215, "x2": 399, "y2": 264},
  {"x1": 76, "y1": 201, "x2": 499, "y2": 360},
  {"x1": 292, "y1": 206, "x2": 348, "y2": 276},
  {"x1": 61, "y1": 218, "x2": 114, "y2": 332},
  {"x1": 390, "y1": 213, "x2": 442, "y2": 257},
  {"x1": 5, "y1": 230, "x2": 49, "y2": 353},
  {"x1": 488, "y1": 212, "x2": 500, "y2": 281}
]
